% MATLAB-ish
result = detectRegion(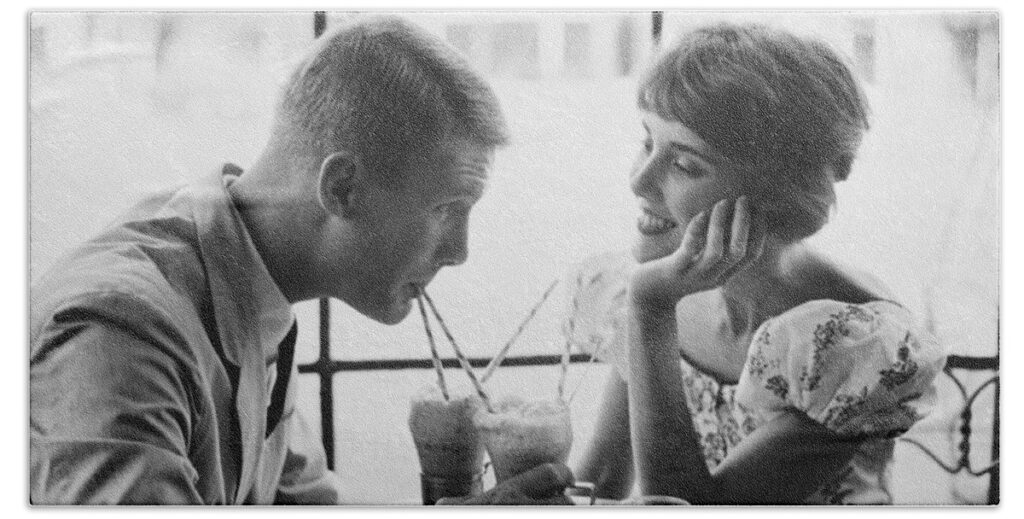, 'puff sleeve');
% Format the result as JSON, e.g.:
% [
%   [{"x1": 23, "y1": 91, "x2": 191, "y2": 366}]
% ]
[
  {"x1": 560, "y1": 251, "x2": 633, "y2": 377},
  {"x1": 735, "y1": 300, "x2": 947, "y2": 438}
]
